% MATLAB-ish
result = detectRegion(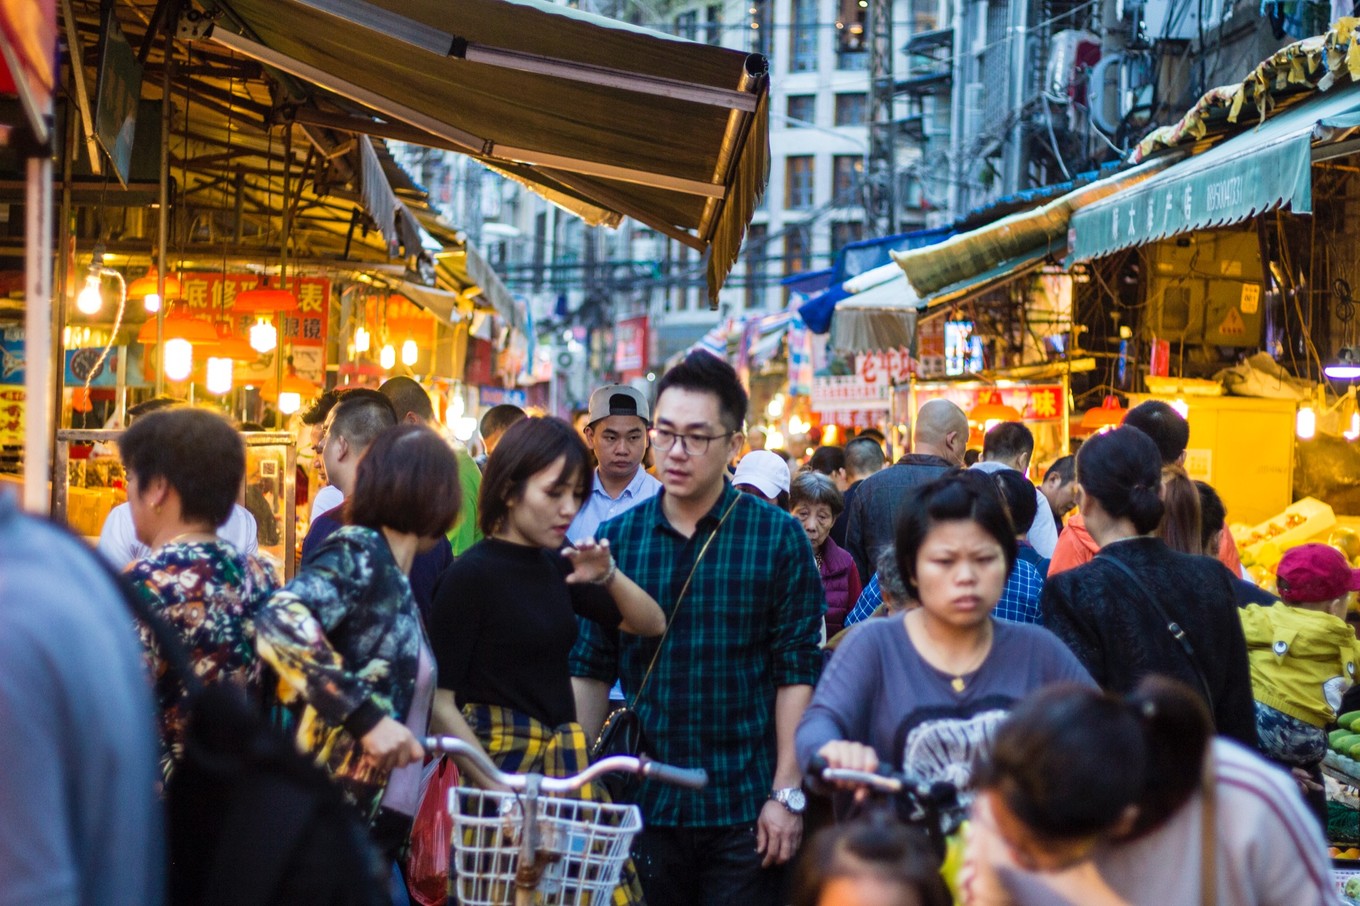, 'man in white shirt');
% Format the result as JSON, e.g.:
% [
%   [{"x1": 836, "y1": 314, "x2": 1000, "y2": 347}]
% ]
[
  {"x1": 97, "y1": 500, "x2": 258, "y2": 569},
  {"x1": 969, "y1": 421, "x2": 1058, "y2": 558},
  {"x1": 567, "y1": 384, "x2": 661, "y2": 544}
]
